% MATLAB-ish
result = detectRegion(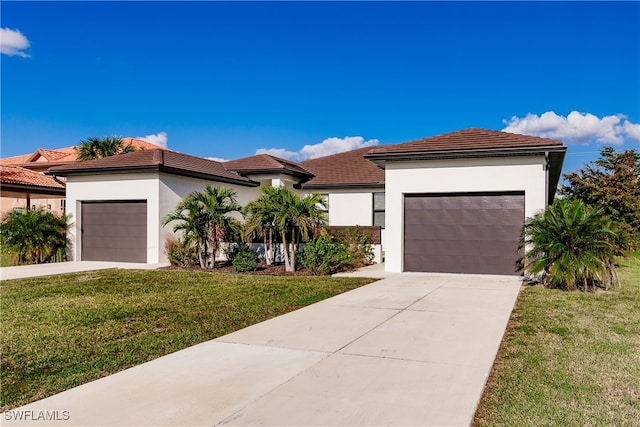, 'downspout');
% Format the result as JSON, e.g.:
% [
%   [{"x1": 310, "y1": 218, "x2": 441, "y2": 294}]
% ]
[{"x1": 544, "y1": 151, "x2": 550, "y2": 208}]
